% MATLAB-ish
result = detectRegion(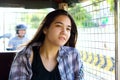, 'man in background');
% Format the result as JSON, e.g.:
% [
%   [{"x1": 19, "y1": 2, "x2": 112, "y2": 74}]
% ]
[{"x1": 8, "y1": 24, "x2": 29, "y2": 50}]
